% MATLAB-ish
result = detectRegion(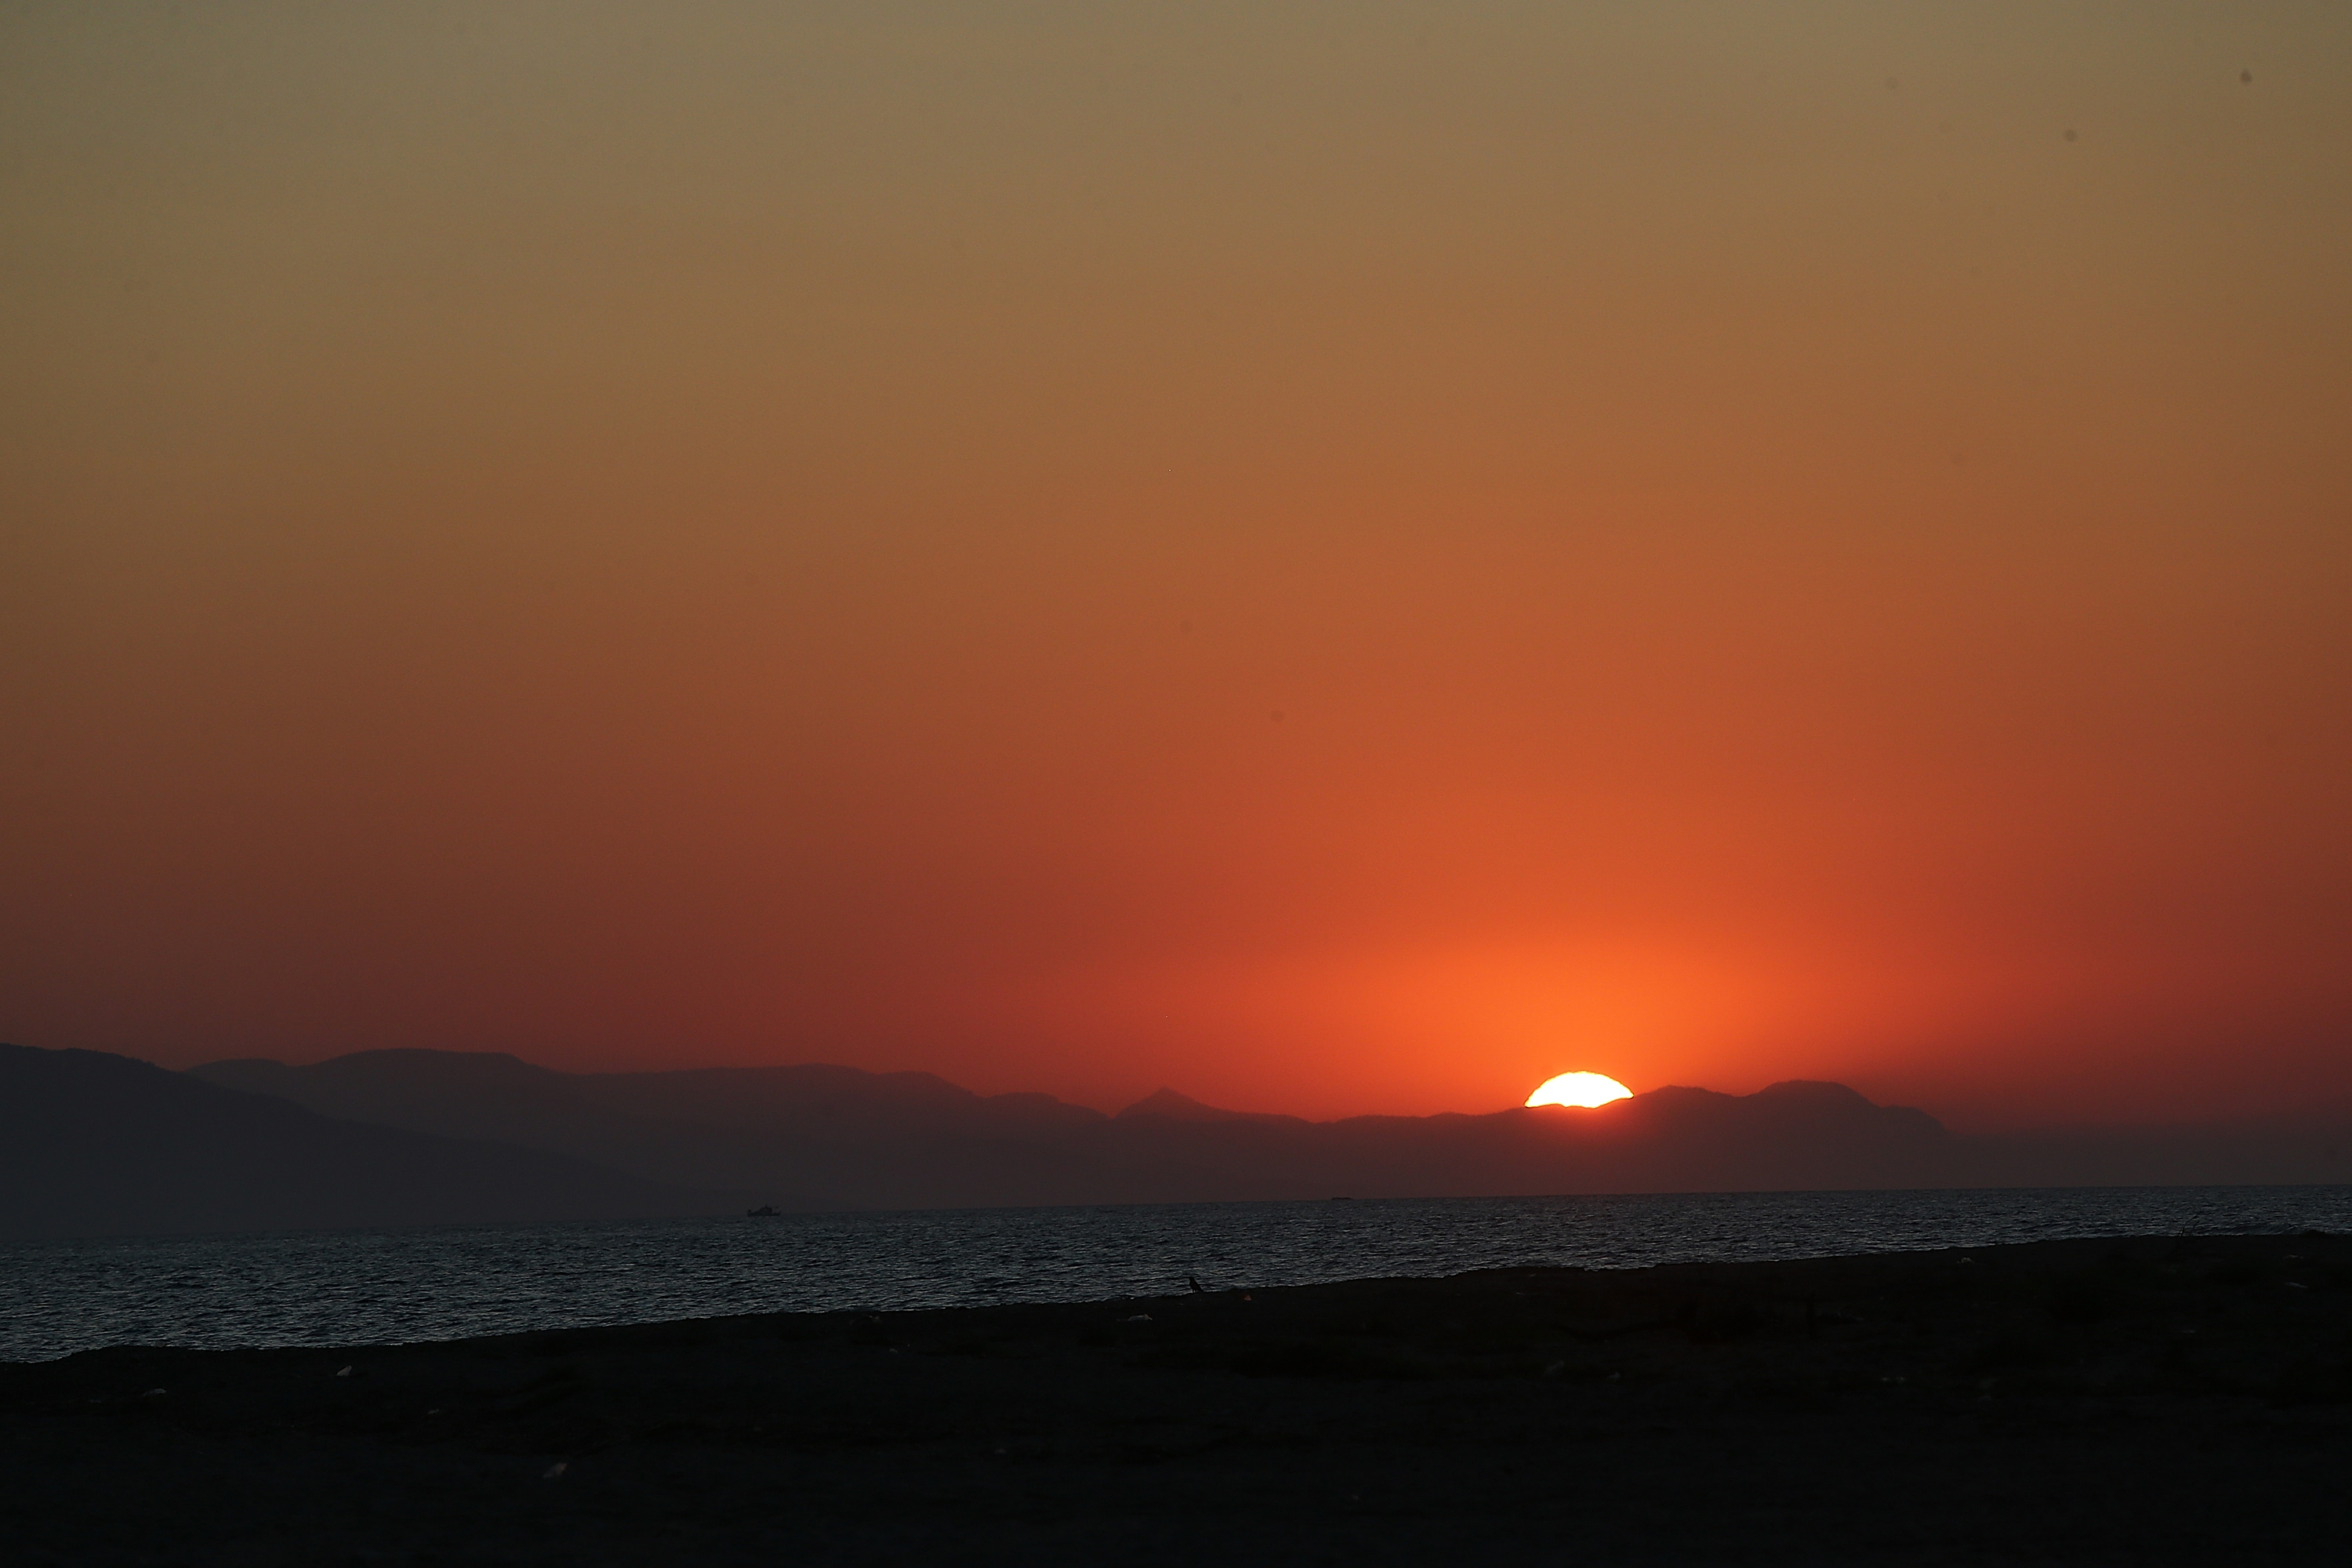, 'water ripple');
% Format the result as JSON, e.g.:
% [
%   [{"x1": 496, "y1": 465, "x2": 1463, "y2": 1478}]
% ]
[{"x1": 4, "y1": 1185, "x2": 2347, "y2": 1362}]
